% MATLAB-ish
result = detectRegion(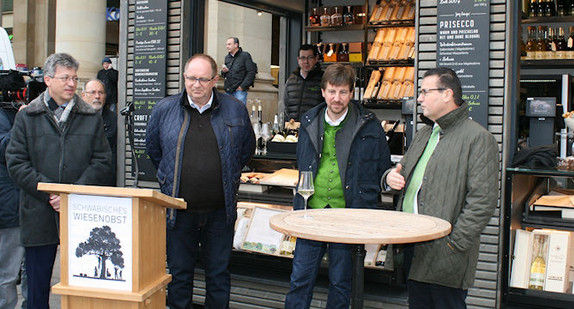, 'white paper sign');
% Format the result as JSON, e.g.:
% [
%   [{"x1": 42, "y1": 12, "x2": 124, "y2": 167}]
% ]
[{"x1": 67, "y1": 194, "x2": 132, "y2": 291}]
